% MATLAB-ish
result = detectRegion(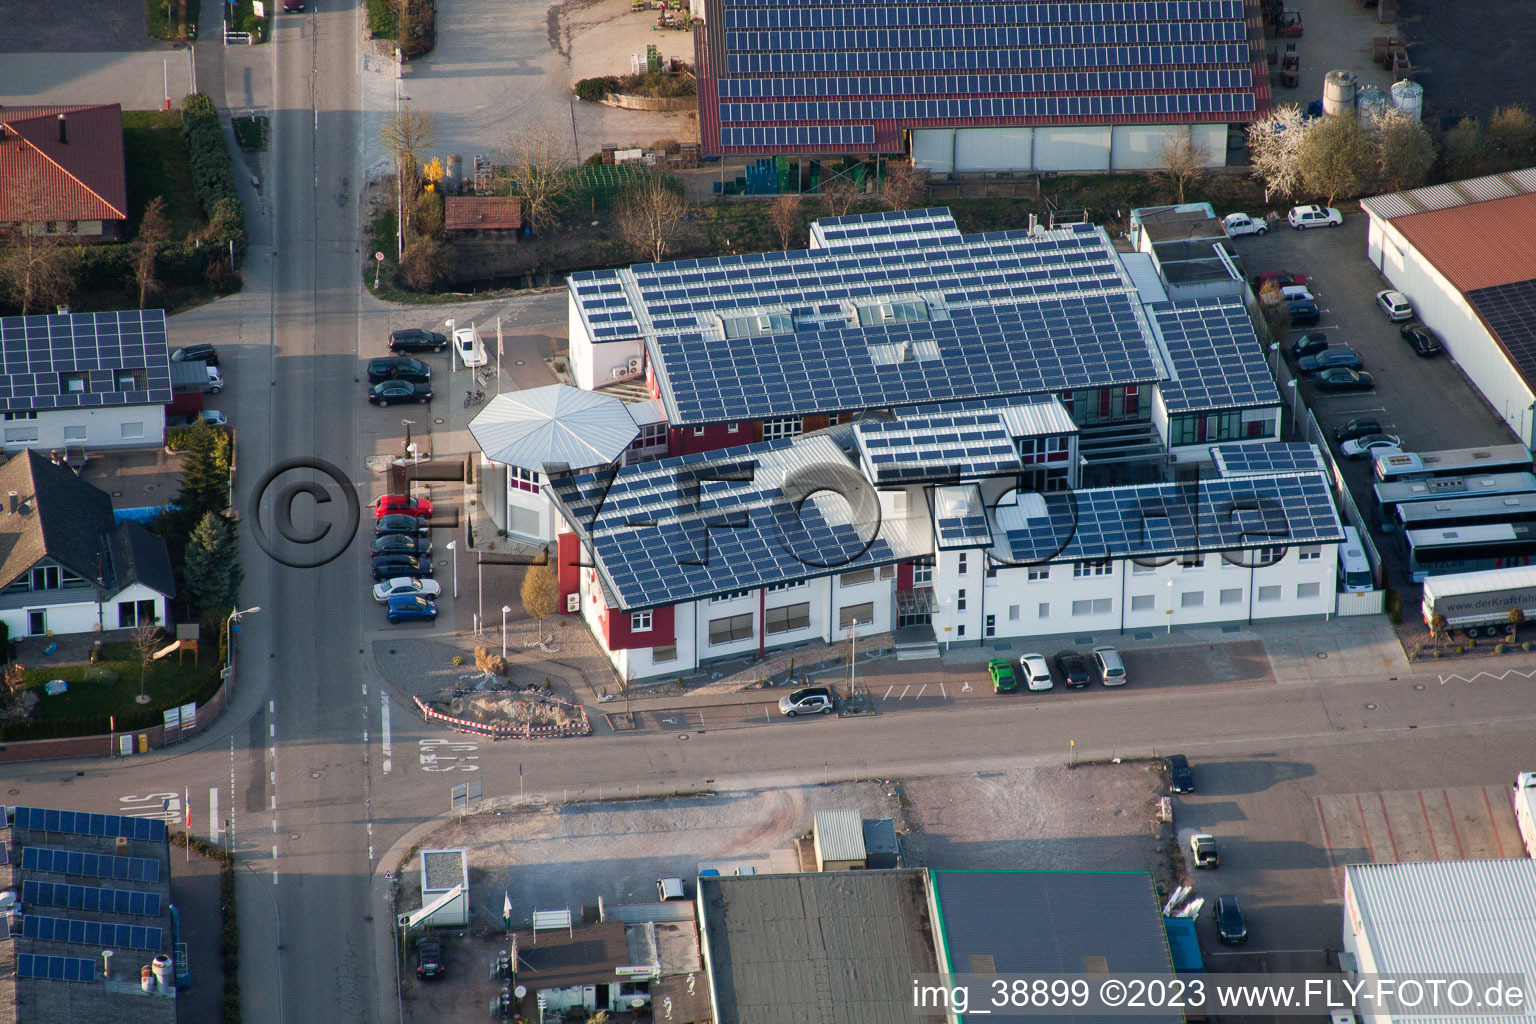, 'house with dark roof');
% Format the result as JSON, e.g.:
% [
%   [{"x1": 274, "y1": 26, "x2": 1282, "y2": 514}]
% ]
[
  {"x1": 0, "y1": 451, "x2": 175, "y2": 638},
  {"x1": 0, "y1": 806, "x2": 177, "y2": 1024},
  {"x1": 0, "y1": 105, "x2": 129, "y2": 242},
  {"x1": 692, "y1": 1, "x2": 1266, "y2": 172},
  {"x1": 0, "y1": 311, "x2": 174, "y2": 454},
  {"x1": 1361, "y1": 169, "x2": 1536, "y2": 448}
]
